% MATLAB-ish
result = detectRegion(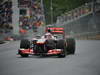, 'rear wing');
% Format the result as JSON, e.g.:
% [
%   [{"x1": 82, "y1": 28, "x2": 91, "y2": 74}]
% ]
[{"x1": 46, "y1": 27, "x2": 64, "y2": 34}]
